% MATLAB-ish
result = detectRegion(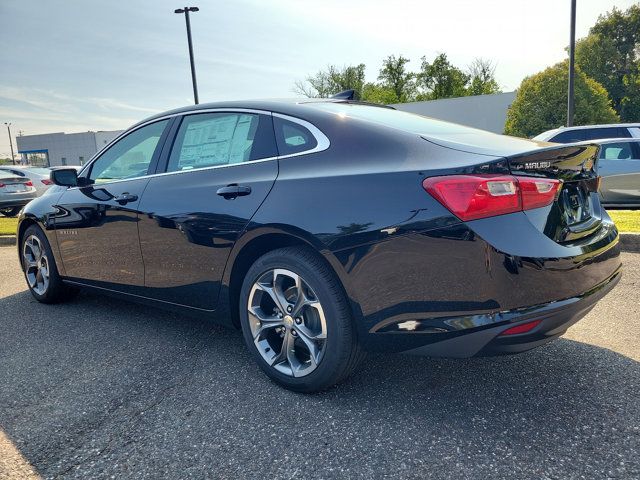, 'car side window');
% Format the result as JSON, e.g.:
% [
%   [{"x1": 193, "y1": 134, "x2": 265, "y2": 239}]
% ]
[
  {"x1": 616, "y1": 127, "x2": 632, "y2": 138},
  {"x1": 584, "y1": 127, "x2": 628, "y2": 140},
  {"x1": 550, "y1": 130, "x2": 586, "y2": 143},
  {"x1": 273, "y1": 117, "x2": 318, "y2": 155},
  {"x1": 89, "y1": 120, "x2": 168, "y2": 183},
  {"x1": 166, "y1": 113, "x2": 276, "y2": 172},
  {"x1": 599, "y1": 142, "x2": 635, "y2": 160}
]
